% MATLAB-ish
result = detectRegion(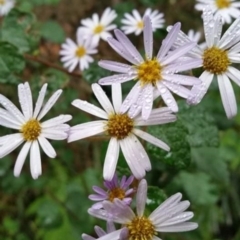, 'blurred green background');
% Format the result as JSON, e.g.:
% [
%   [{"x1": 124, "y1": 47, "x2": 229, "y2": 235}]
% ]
[{"x1": 0, "y1": 0, "x2": 240, "y2": 239}]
